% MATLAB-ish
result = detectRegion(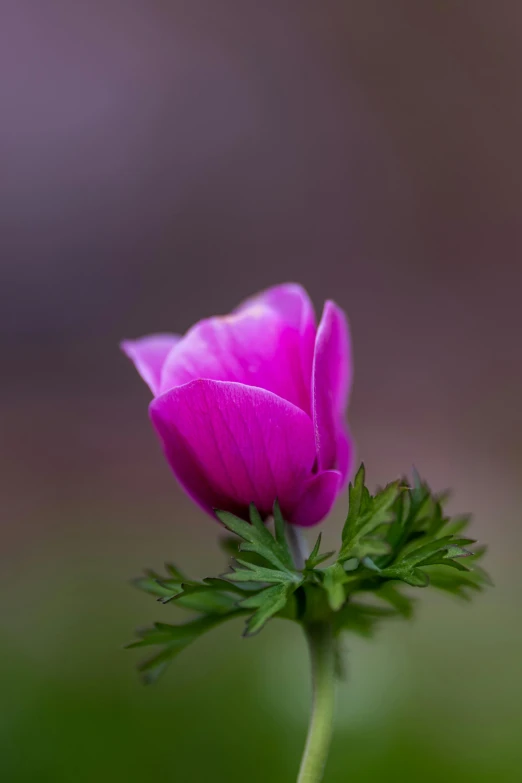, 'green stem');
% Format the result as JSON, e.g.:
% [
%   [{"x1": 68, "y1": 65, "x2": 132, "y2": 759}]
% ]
[
  {"x1": 286, "y1": 523, "x2": 308, "y2": 570},
  {"x1": 297, "y1": 622, "x2": 336, "y2": 783}
]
